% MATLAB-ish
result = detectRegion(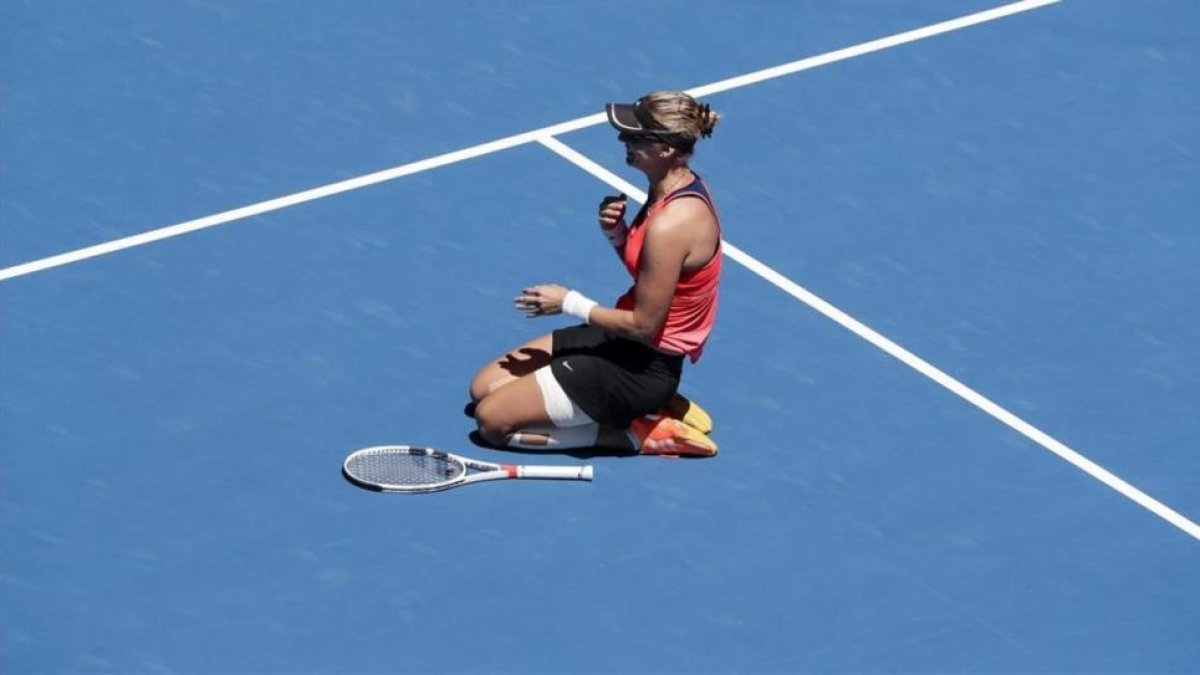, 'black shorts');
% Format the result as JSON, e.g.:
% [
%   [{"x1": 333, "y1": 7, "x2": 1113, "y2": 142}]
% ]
[{"x1": 550, "y1": 324, "x2": 684, "y2": 428}]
